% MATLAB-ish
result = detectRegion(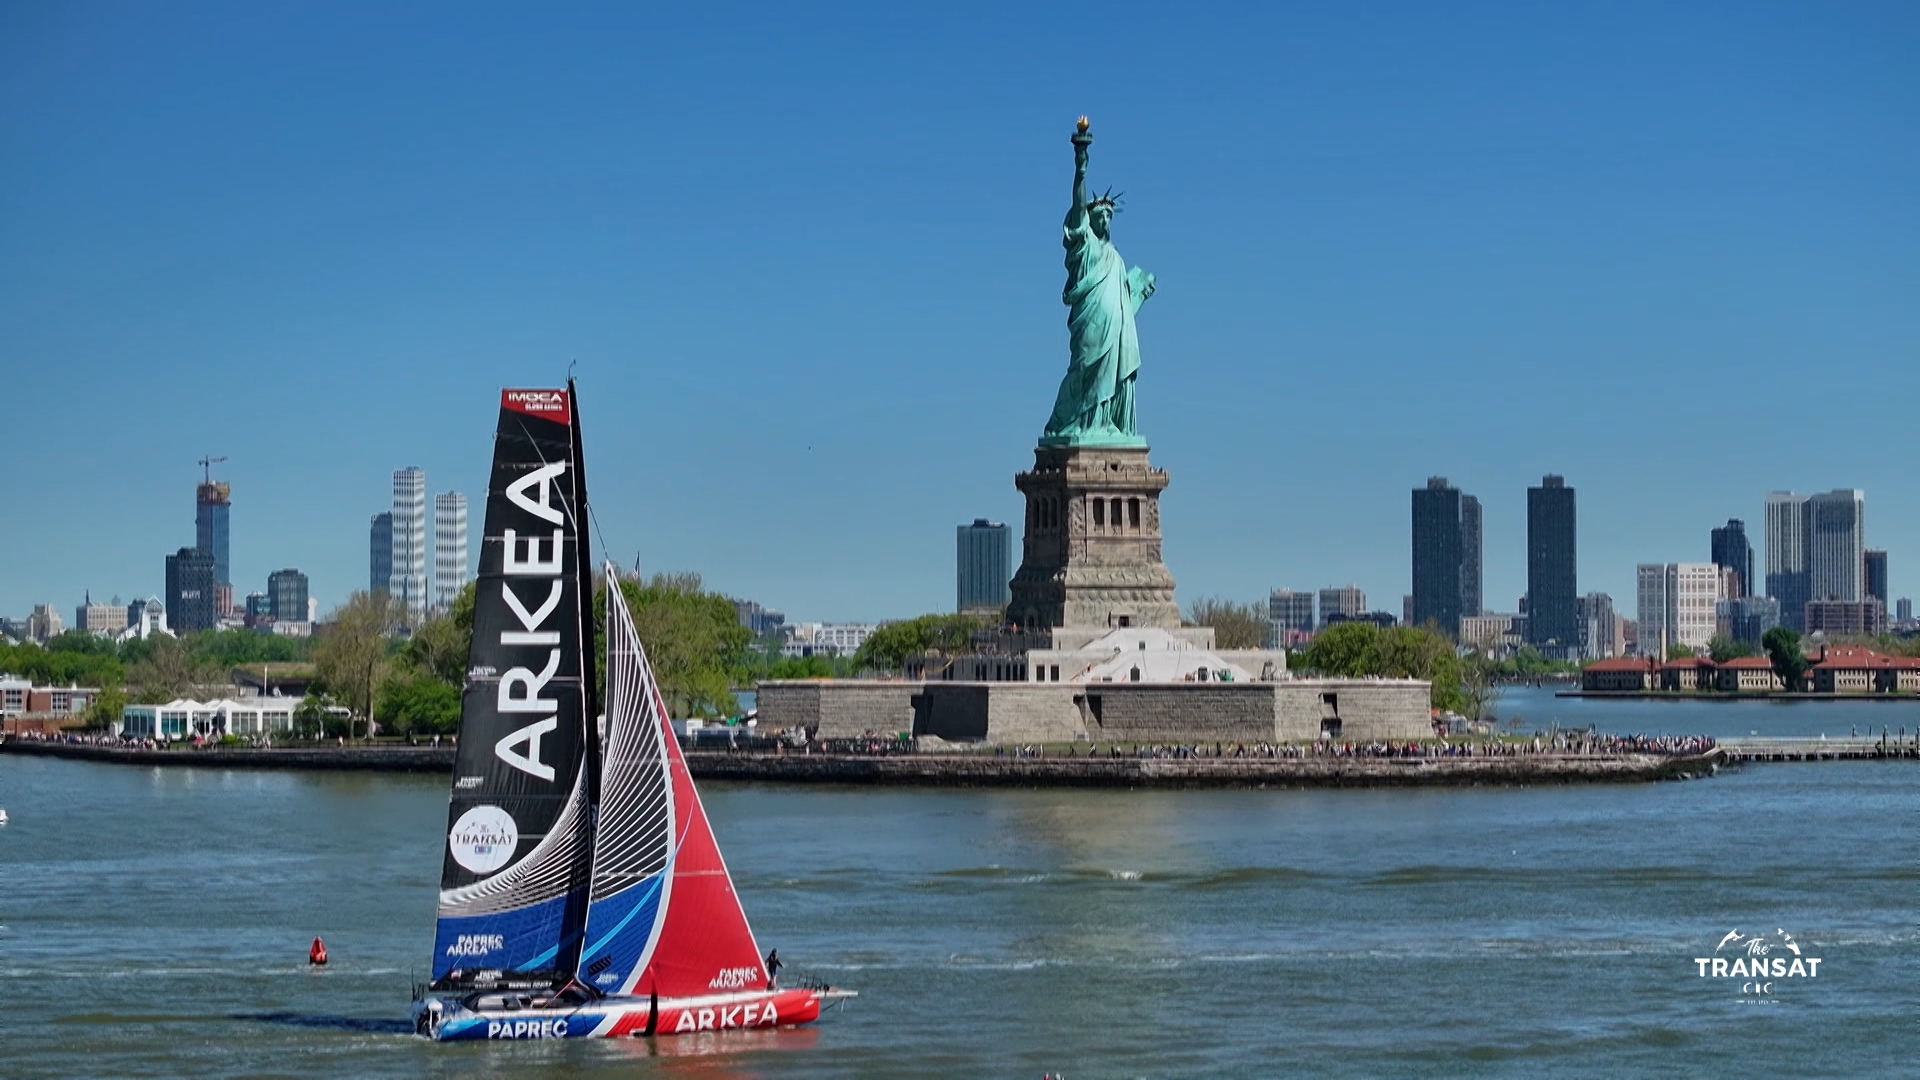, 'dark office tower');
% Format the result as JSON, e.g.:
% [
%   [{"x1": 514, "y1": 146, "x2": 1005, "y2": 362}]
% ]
[
  {"x1": 165, "y1": 546, "x2": 218, "y2": 634},
  {"x1": 1864, "y1": 550, "x2": 1888, "y2": 605},
  {"x1": 1459, "y1": 495, "x2": 1483, "y2": 618},
  {"x1": 268, "y1": 568, "x2": 310, "y2": 623},
  {"x1": 196, "y1": 481, "x2": 232, "y2": 587},
  {"x1": 1526, "y1": 475, "x2": 1578, "y2": 656},
  {"x1": 956, "y1": 518, "x2": 1012, "y2": 613},
  {"x1": 370, "y1": 512, "x2": 393, "y2": 593},
  {"x1": 1411, "y1": 478, "x2": 1464, "y2": 635},
  {"x1": 1710, "y1": 519, "x2": 1754, "y2": 600}
]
